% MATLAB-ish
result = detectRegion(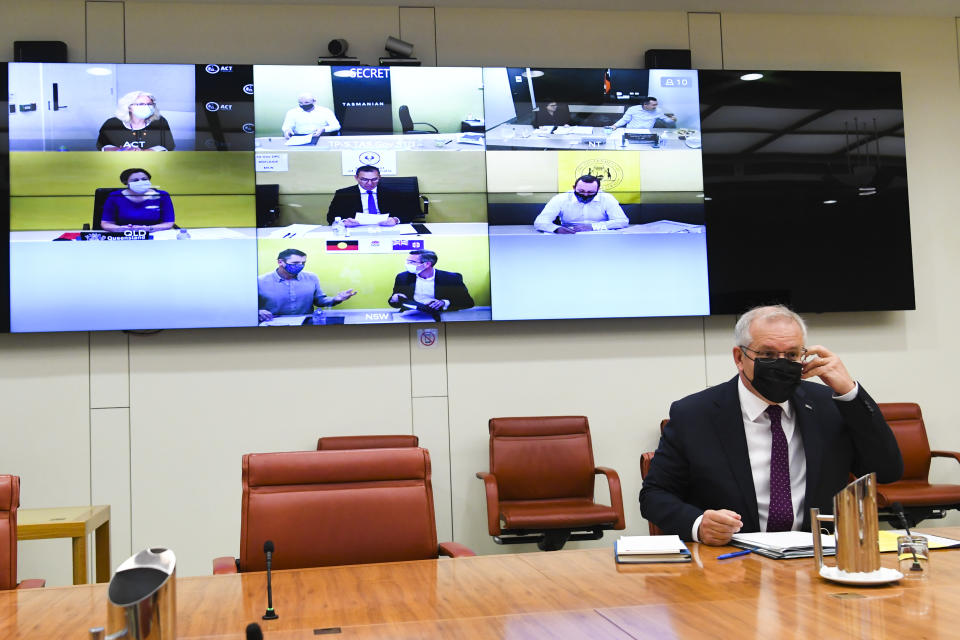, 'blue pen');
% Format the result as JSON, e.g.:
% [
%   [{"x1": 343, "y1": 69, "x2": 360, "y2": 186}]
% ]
[{"x1": 716, "y1": 549, "x2": 752, "y2": 560}]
